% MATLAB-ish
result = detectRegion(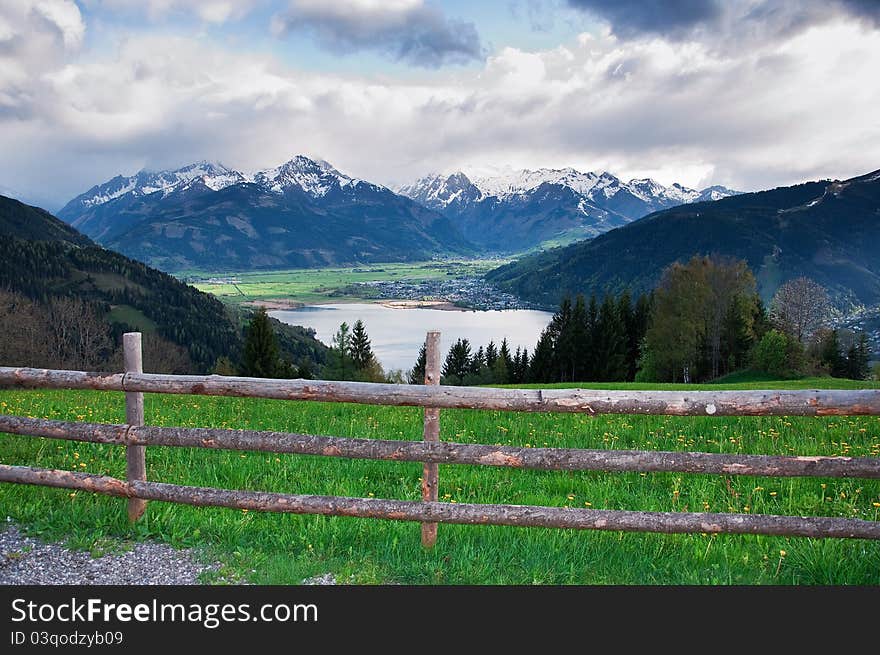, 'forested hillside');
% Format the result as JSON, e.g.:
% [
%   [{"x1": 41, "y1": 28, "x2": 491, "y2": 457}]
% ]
[{"x1": 0, "y1": 195, "x2": 328, "y2": 373}]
